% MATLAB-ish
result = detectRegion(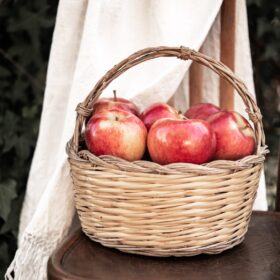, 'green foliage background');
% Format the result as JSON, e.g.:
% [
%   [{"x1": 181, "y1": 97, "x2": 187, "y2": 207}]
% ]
[
  {"x1": 247, "y1": 0, "x2": 280, "y2": 209},
  {"x1": 0, "y1": 0, "x2": 58, "y2": 276},
  {"x1": 0, "y1": 0, "x2": 279, "y2": 277}
]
